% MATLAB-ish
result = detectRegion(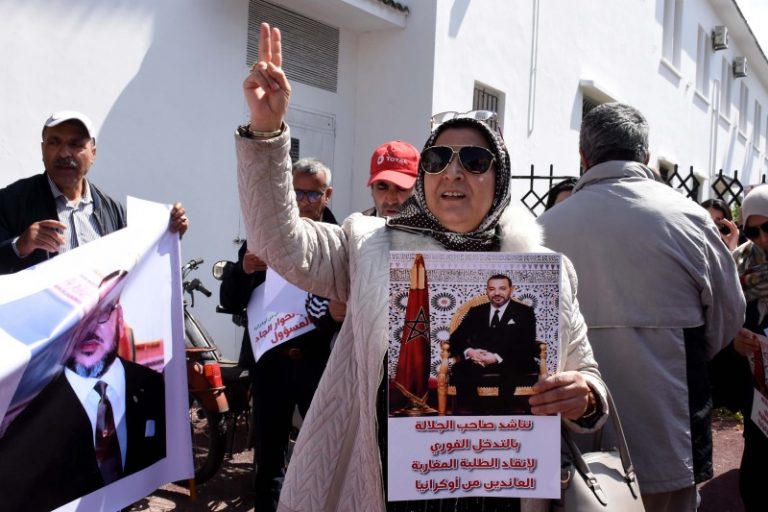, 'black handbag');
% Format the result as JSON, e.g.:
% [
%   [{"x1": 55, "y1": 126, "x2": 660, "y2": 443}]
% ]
[{"x1": 552, "y1": 389, "x2": 645, "y2": 511}]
